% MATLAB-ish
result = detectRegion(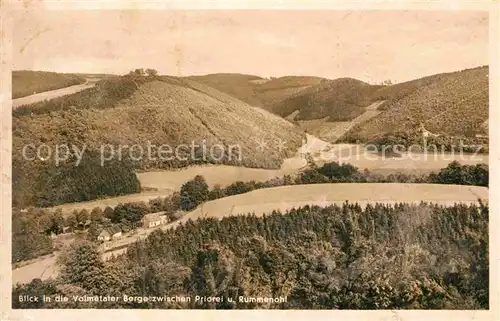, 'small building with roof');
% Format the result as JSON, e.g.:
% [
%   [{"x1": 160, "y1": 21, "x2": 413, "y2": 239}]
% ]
[
  {"x1": 141, "y1": 212, "x2": 168, "y2": 228},
  {"x1": 97, "y1": 226, "x2": 122, "y2": 242}
]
